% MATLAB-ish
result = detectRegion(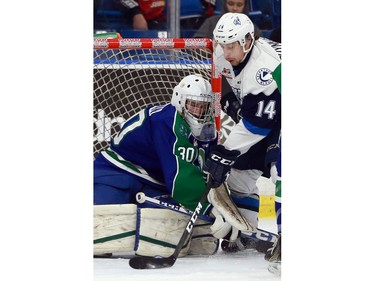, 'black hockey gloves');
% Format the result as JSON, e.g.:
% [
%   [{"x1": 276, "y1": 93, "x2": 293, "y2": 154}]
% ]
[{"x1": 203, "y1": 144, "x2": 240, "y2": 188}]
